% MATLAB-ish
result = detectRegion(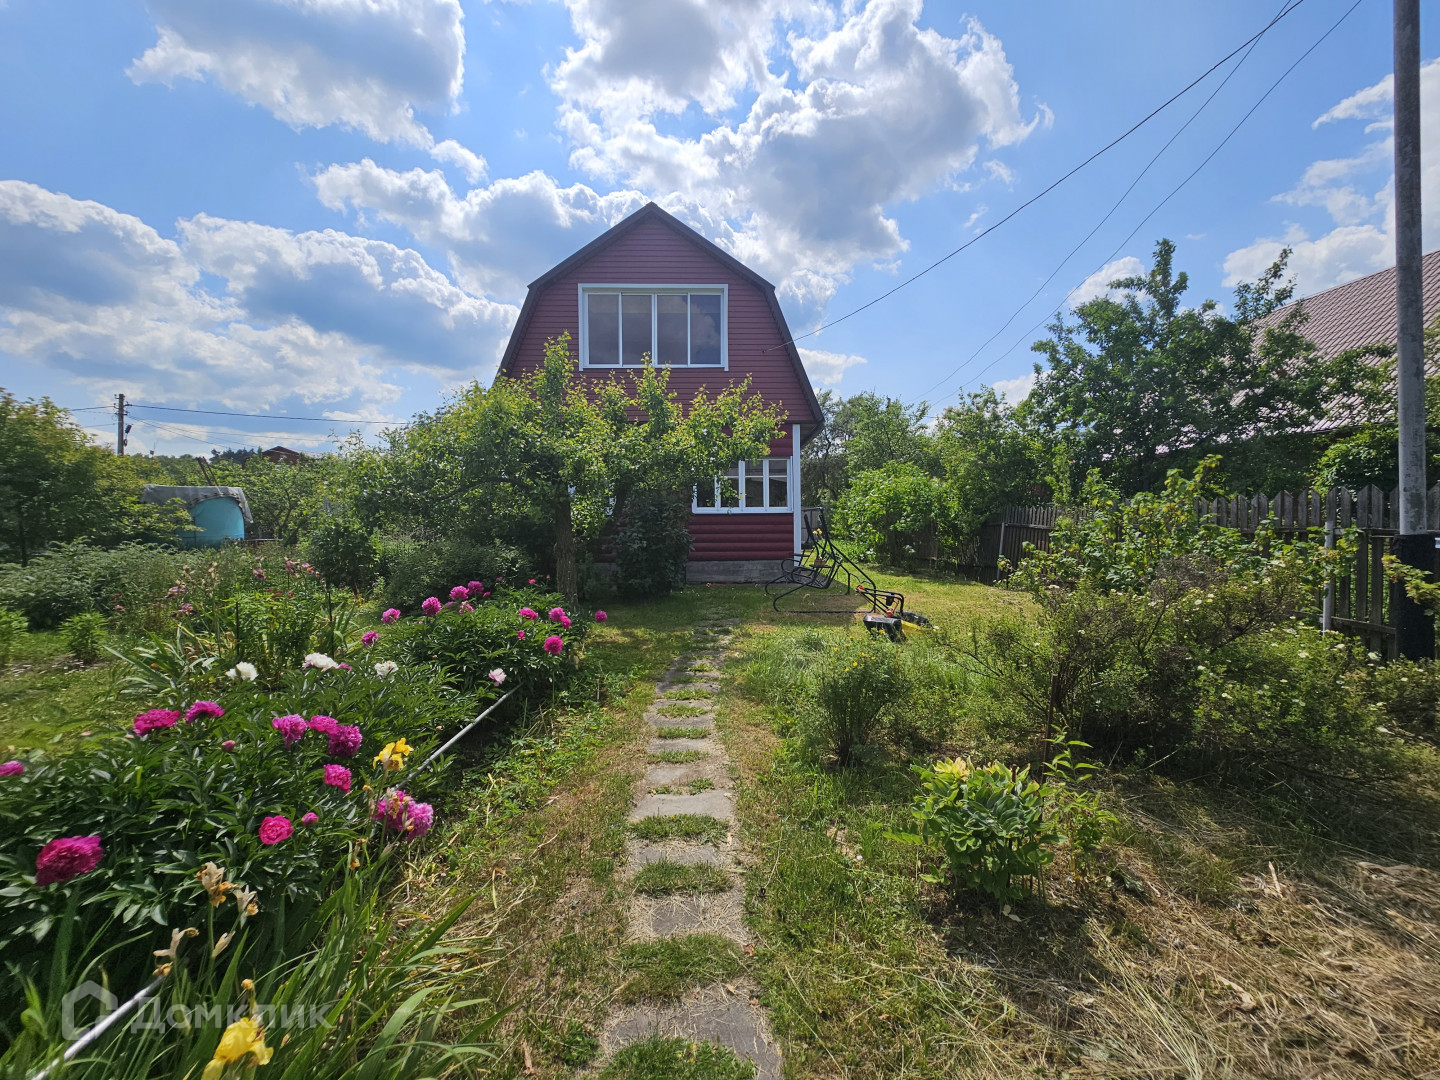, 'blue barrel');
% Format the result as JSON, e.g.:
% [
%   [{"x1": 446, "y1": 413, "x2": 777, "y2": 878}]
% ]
[{"x1": 186, "y1": 496, "x2": 247, "y2": 546}]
